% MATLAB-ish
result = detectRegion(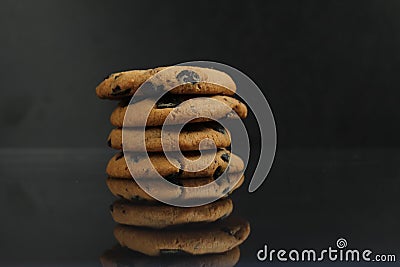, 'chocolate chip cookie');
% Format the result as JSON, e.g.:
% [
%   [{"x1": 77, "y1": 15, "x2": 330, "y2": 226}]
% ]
[
  {"x1": 114, "y1": 216, "x2": 250, "y2": 256},
  {"x1": 107, "y1": 123, "x2": 231, "y2": 152},
  {"x1": 110, "y1": 95, "x2": 247, "y2": 127},
  {"x1": 96, "y1": 66, "x2": 236, "y2": 99},
  {"x1": 105, "y1": 149, "x2": 244, "y2": 179},
  {"x1": 110, "y1": 198, "x2": 233, "y2": 229},
  {"x1": 106, "y1": 174, "x2": 244, "y2": 202}
]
